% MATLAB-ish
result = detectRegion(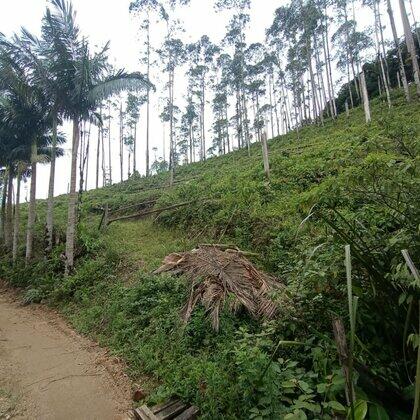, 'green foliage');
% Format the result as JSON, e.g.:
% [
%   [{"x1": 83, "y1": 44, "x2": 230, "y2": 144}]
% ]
[{"x1": 1, "y1": 92, "x2": 418, "y2": 418}]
